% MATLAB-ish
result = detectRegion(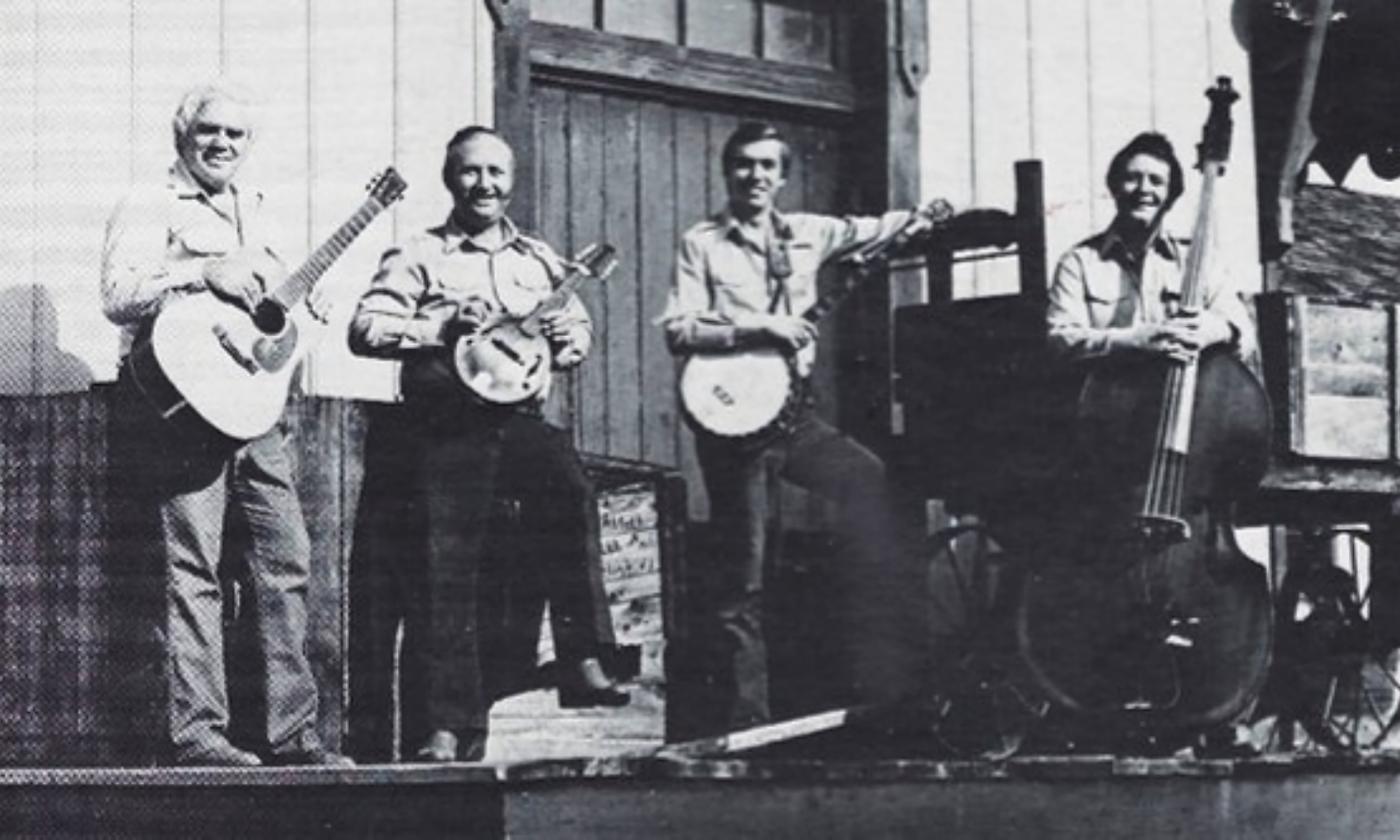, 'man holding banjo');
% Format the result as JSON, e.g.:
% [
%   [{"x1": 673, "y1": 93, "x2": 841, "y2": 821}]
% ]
[{"x1": 660, "y1": 121, "x2": 950, "y2": 731}]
